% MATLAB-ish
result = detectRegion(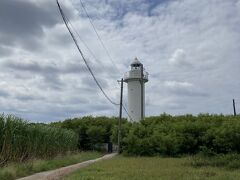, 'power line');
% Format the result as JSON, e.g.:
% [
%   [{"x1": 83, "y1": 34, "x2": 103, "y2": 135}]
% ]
[
  {"x1": 123, "y1": 105, "x2": 133, "y2": 121},
  {"x1": 66, "y1": 16, "x2": 101, "y2": 65},
  {"x1": 79, "y1": 0, "x2": 122, "y2": 75},
  {"x1": 66, "y1": 15, "x2": 121, "y2": 92},
  {"x1": 79, "y1": 0, "x2": 132, "y2": 118},
  {"x1": 56, "y1": 0, "x2": 133, "y2": 120},
  {"x1": 56, "y1": 0, "x2": 118, "y2": 106},
  {"x1": 79, "y1": 0, "x2": 133, "y2": 118}
]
